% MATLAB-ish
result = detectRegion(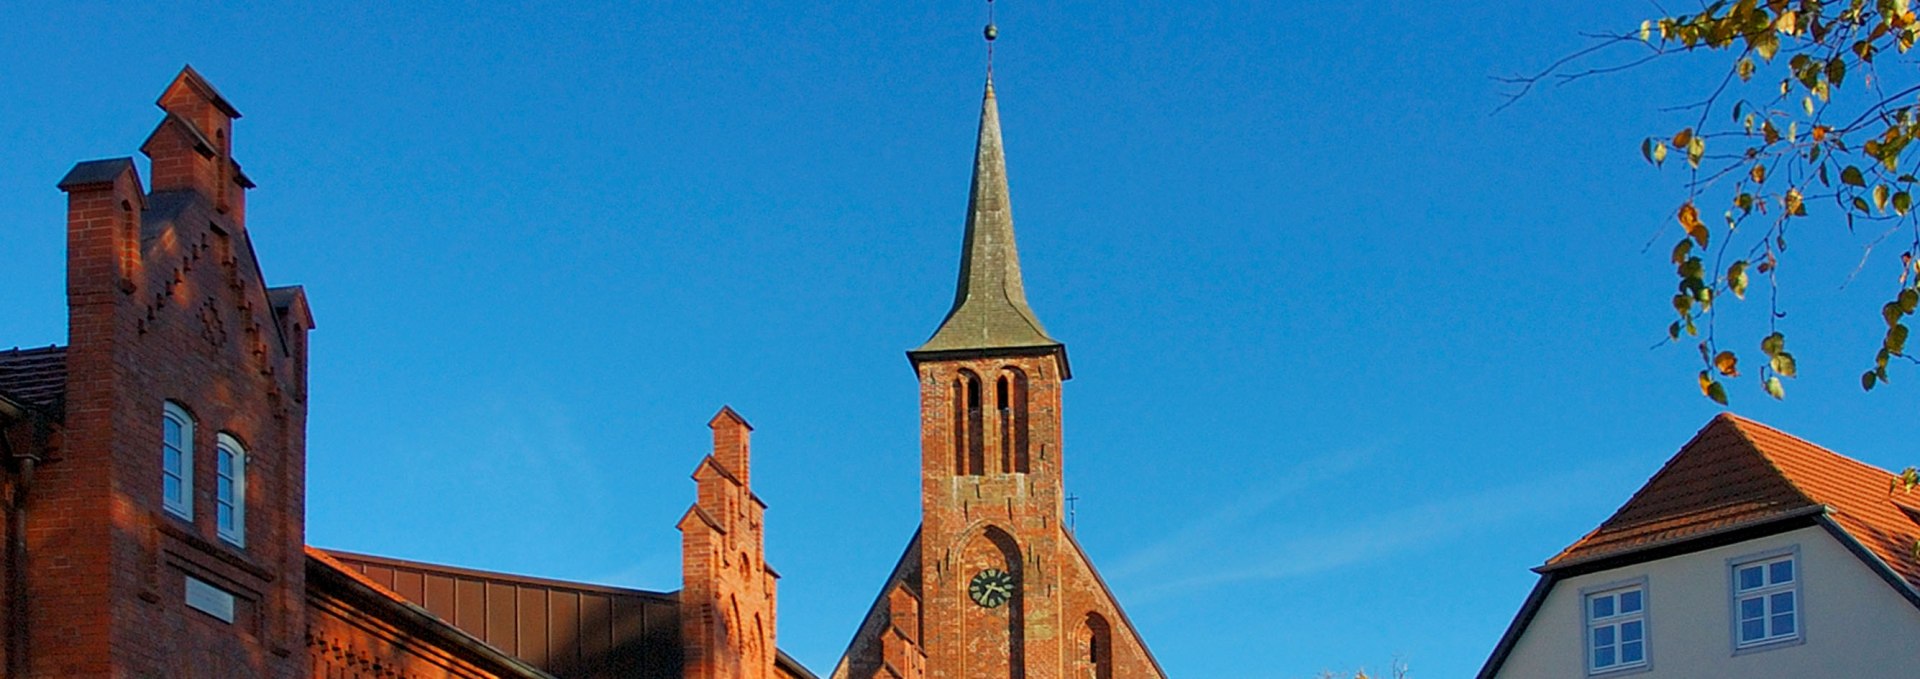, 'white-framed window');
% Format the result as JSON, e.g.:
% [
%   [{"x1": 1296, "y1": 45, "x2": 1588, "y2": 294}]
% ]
[
  {"x1": 1732, "y1": 552, "x2": 1799, "y2": 648},
  {"x1": 161, "y1": 401, "x2": 194, "y2": 519},
  {"x1": 215, "y1": 435, "x2": 245, "y2": 544},
  {"x1": 214, "y1": 434, "x2": 246, "y2": 547},
  {"x1": 1585, "y1": 583, "x2": 1648, "y2": 674}
]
